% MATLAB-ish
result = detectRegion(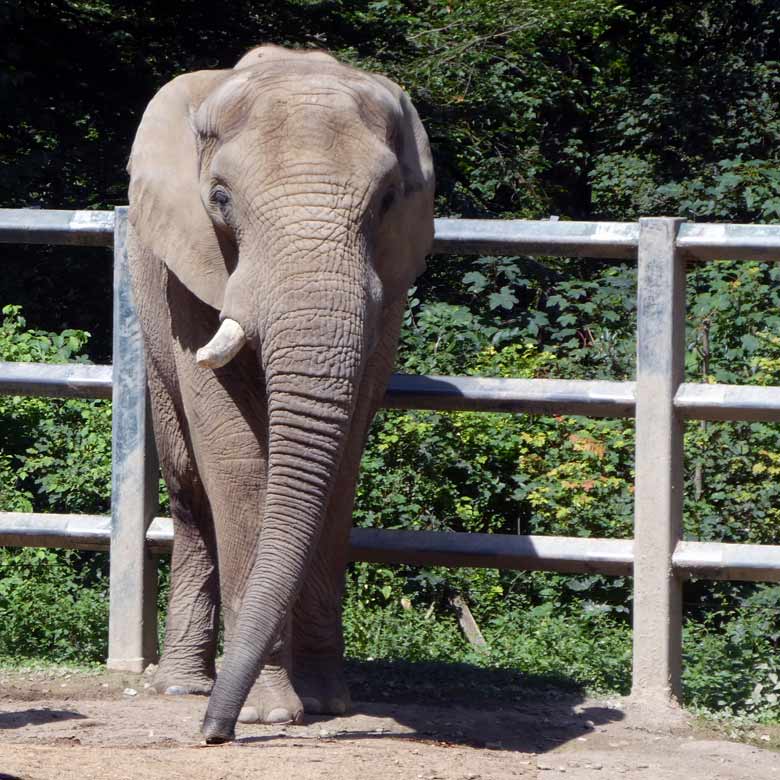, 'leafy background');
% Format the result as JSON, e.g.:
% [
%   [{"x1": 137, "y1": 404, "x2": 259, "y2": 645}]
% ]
[{"x1": 2, "y1": 0, "x2": 780, "y2": 722}]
